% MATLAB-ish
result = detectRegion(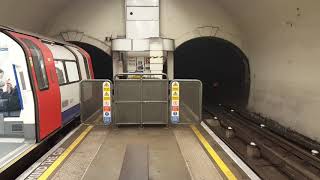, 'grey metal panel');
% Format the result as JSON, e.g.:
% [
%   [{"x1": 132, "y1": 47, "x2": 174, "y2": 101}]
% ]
[
  {"x1": 115, "y1": 103, "x2": 141, "y2": 124},
  {"x1": 115, "y1": 80, "x2": 141, "y2": 101},
  {"x1": 142, "y1": 80, "x2": 168, "y2": 101},
  {"x1": 142, "y1": 103, "x2": 168, "y2": 124},
  {"x1": 4, "y1": 121, "x2": 24, "y2": 137},
  {"x1": 170, "y1": 80, "x2": 202, "y2": 124},
  {"x1": 80, "y1": 80, "x2": 112, "y2": 123},
  {"x1": 113, "y1": 73, "x2": 169, "y2": 125}
]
